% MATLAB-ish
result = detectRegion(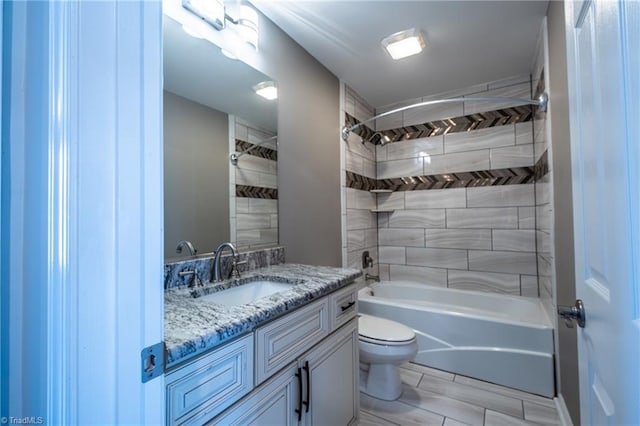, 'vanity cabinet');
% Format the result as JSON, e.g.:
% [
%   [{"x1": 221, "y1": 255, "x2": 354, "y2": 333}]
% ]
[
  {"x1": 210, "y1": 318, "x2": 358, "y2": 426},
  {"x1": 168, "y1": 282, "x2": 359, "y2": 426}
]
